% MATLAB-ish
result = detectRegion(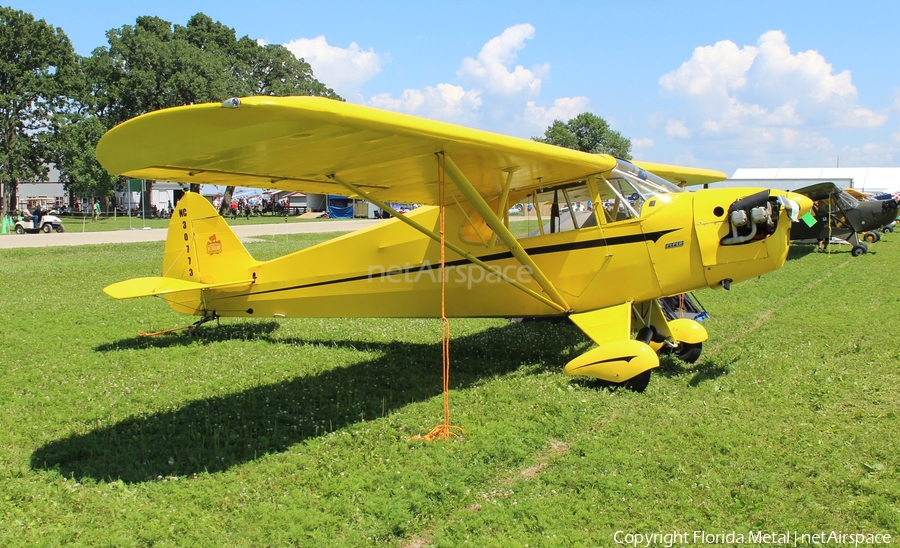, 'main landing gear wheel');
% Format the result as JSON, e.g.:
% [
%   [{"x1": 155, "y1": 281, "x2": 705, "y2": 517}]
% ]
[
  {"x1": 863, "y1": 231, "x2": 880, "y2": 243},
  {"x1": 675, "y1": 342, "x2": 702, "y2": 364},
  {"x1": 851, "y1": 243, "x2": 868, "y2": 257},
  {"x1": 595, "y1": 370, "x2": 653, "y2": 393},
  {"x1": 622, "y1": 370, "x2": 652, "y2": 393}
]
